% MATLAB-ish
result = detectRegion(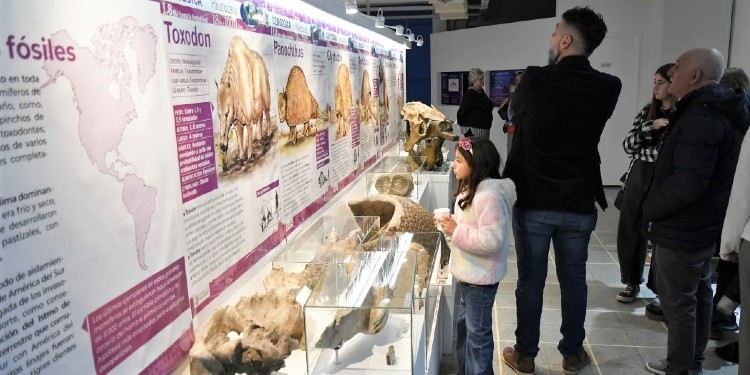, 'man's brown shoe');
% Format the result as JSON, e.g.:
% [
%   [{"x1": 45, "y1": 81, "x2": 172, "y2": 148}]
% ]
[
  {"x1": 563, "y1": 350, "x2": 591, "y2": 374},
  {"x1": 502, "y1": 347, "x2": 535, "y2": 374}
]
